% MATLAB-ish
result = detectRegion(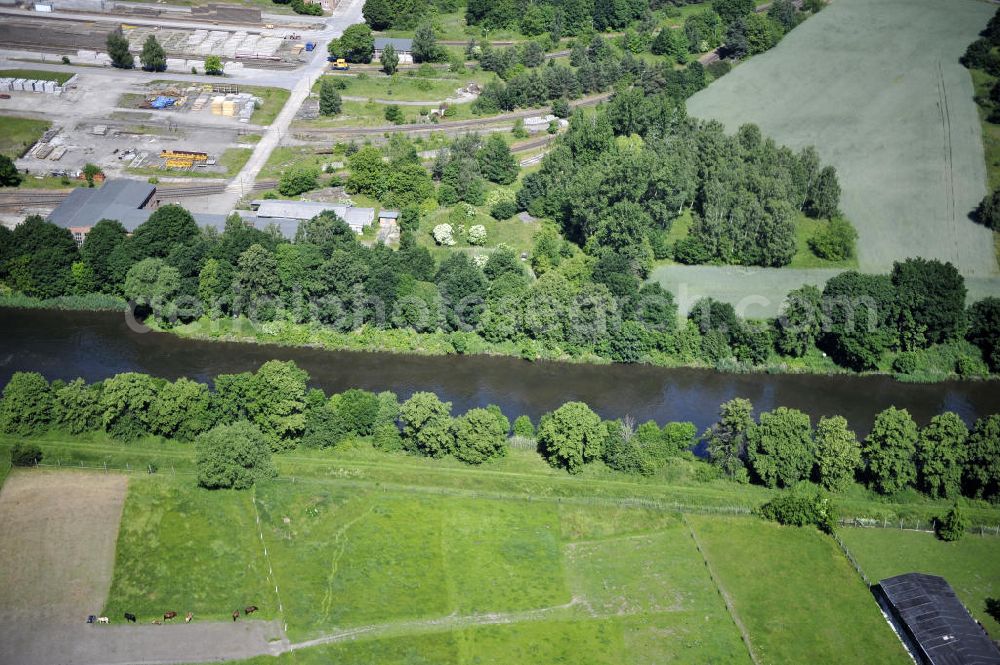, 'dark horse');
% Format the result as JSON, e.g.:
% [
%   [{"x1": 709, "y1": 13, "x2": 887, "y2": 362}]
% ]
[
  {"x1": 124, "y1": 613, "x2": 136, "y2": 623},
  {"x1": 232, "y1": 609, "x2": 240, "y2": 622},
  {"x1": 244, "y1": 606, "x2": 258, "y2": 615},
  {"x1": 163, "y1": 611, "x2": 177, "y2": 621}
]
